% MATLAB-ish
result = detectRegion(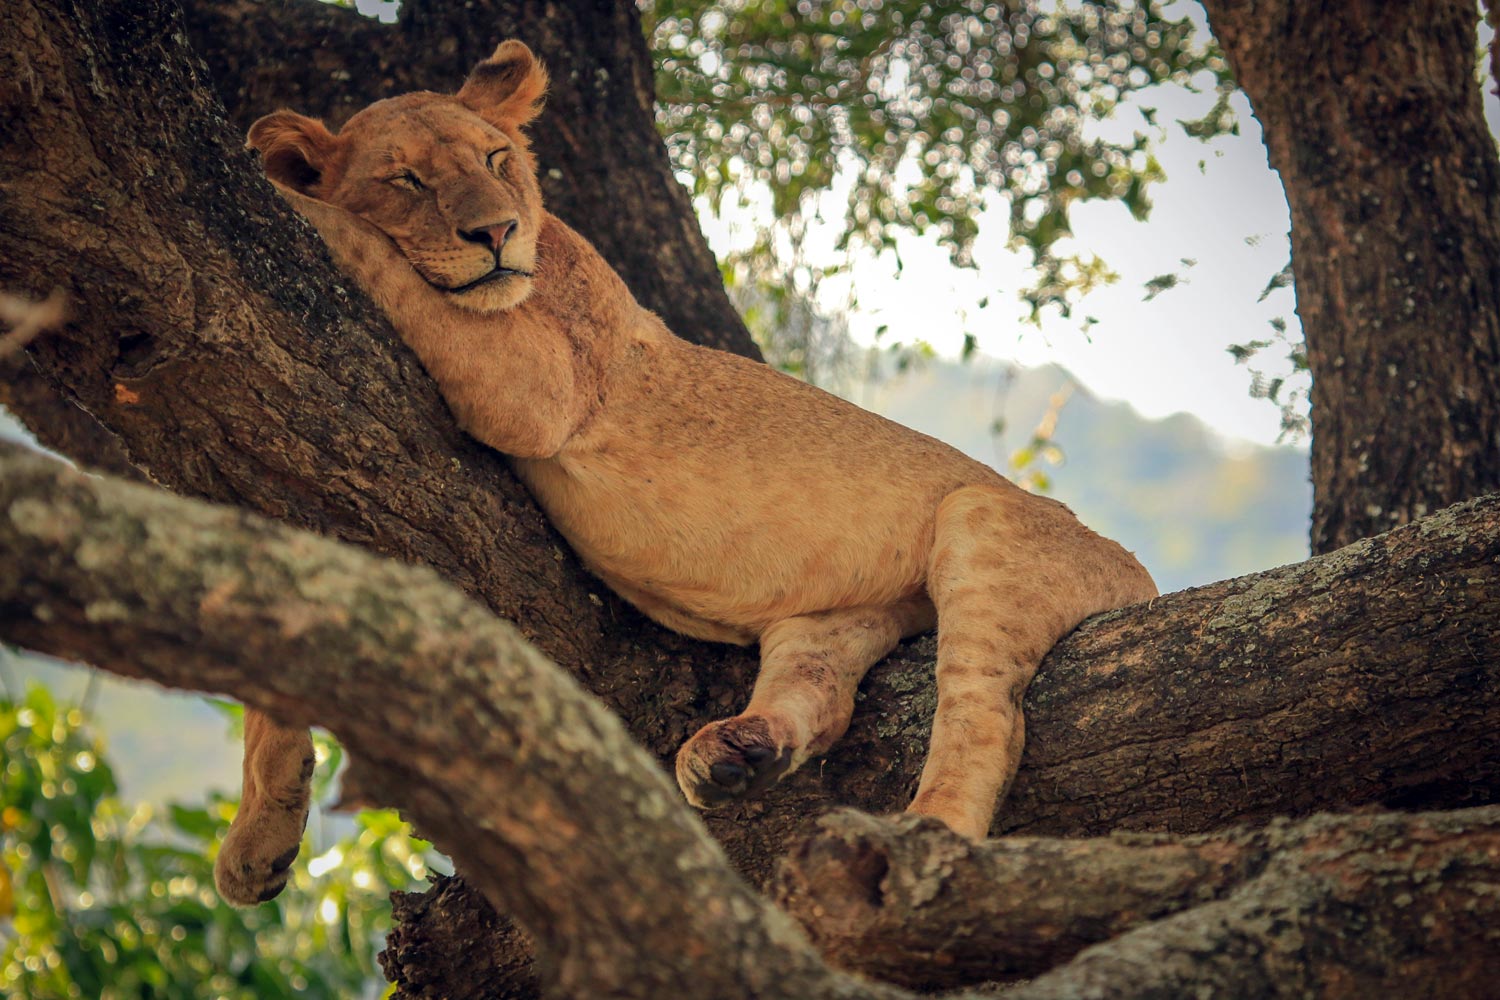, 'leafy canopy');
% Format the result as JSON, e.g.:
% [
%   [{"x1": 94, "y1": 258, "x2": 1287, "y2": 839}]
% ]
[{"x1": 644, "y1": 0, "x2": 1230, "y2": 316}]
